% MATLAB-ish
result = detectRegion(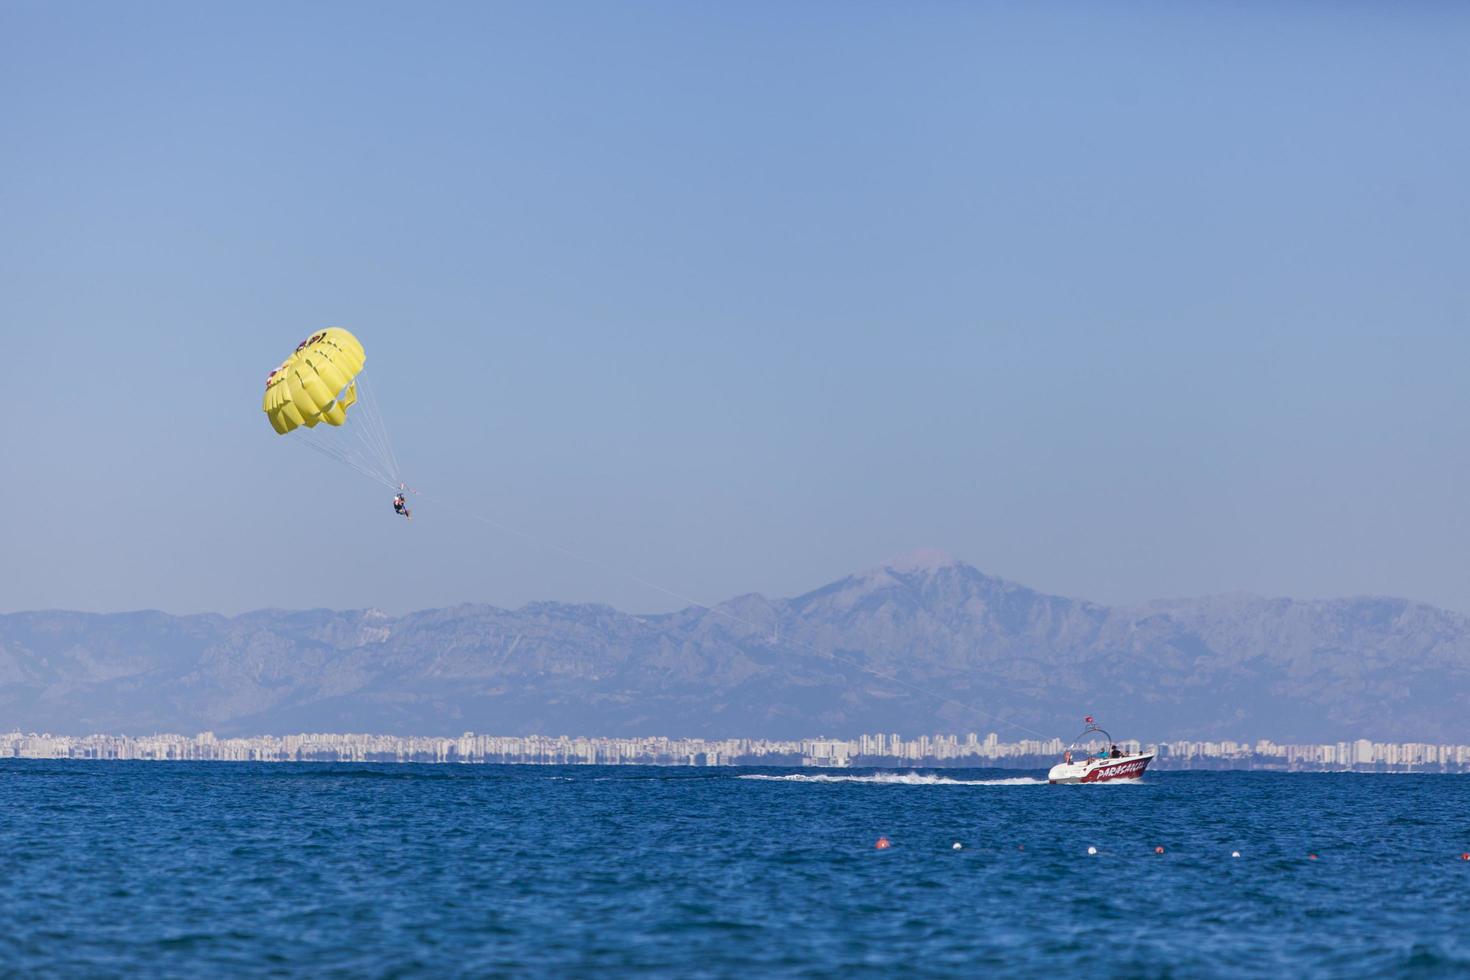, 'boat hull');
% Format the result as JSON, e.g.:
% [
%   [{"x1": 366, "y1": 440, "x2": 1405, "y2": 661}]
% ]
[{"x1": 1048, "y1": 752, "x2": 1154, "y2": 784}]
